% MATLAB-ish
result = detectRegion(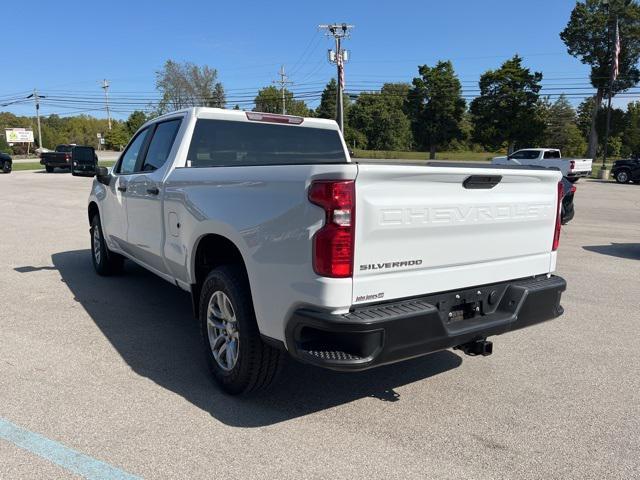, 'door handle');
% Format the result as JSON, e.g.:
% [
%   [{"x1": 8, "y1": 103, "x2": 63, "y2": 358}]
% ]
[
  {"x1": 117, "y1": 185, "x2": 127, "y2": 192},
  {"x1": 146, "y1": 187, "x2": 160, "y2": 195}
]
